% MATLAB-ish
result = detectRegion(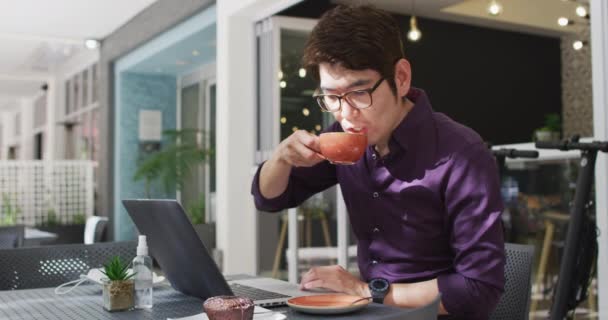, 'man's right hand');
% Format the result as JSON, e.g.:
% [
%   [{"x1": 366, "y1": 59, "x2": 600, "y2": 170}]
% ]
[
  {"x1": 274, "y1": 130, "x2": 325, "y2": 168},
  {"x1": 259, "y1": 130, "x2": 325, "y2": 199}
]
